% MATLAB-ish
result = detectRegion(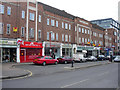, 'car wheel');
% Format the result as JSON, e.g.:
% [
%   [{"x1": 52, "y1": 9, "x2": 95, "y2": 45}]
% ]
[
  {"x1": 64, "y1": 61, "x2": 67, "y2": 64},
  {"x1": 55, "y1": 61, "x2": 58, "y2": 65},
  {"x1": 43, "y1": 62, "x2": 46, "y2": 66}
]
